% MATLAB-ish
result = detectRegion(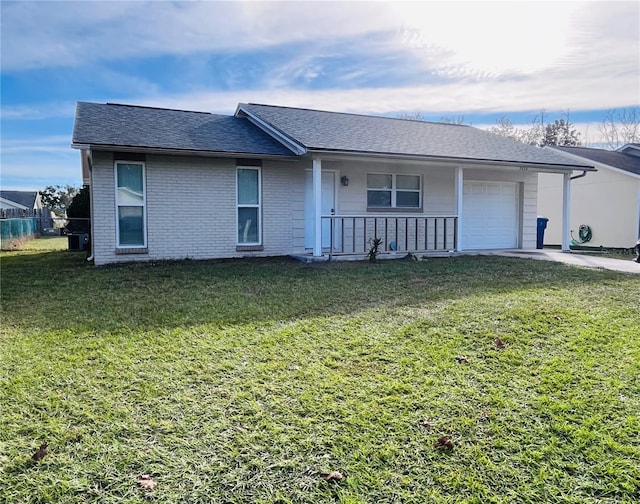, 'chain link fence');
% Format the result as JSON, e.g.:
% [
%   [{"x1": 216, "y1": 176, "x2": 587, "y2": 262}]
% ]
[{"x1": 1, "y1": 208, "x2": 90, "y2": 251}]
